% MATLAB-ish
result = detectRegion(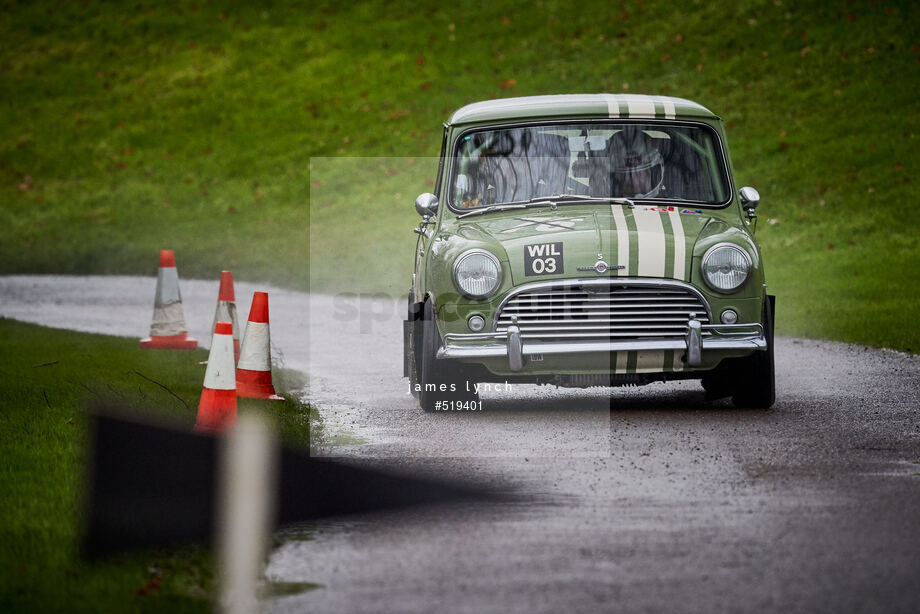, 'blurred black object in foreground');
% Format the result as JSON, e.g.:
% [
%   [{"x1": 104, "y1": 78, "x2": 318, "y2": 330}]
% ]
[{"x1": 83, "y1": 409, "x2": 499, "y2": 559}]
